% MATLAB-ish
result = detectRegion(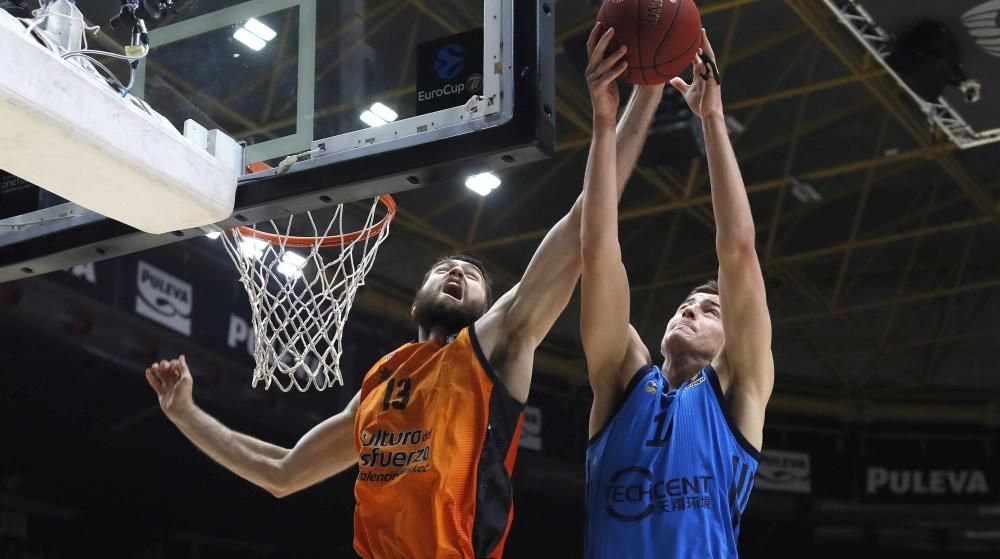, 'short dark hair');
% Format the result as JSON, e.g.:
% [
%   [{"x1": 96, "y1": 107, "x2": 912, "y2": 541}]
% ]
[
  {"x1": 688, "y1": 279, "x2": 718, "y2": 299},
  {"x1": 421, "y1": 254, "x2": 494, "y2": 307}
]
